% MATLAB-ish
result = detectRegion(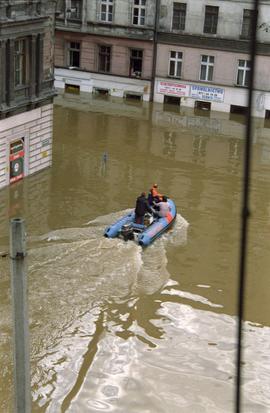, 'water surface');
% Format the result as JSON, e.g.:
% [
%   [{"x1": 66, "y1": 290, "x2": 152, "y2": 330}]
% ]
[{"x1": 0, "y1": 94, "x2": 270, "y2": 412}]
